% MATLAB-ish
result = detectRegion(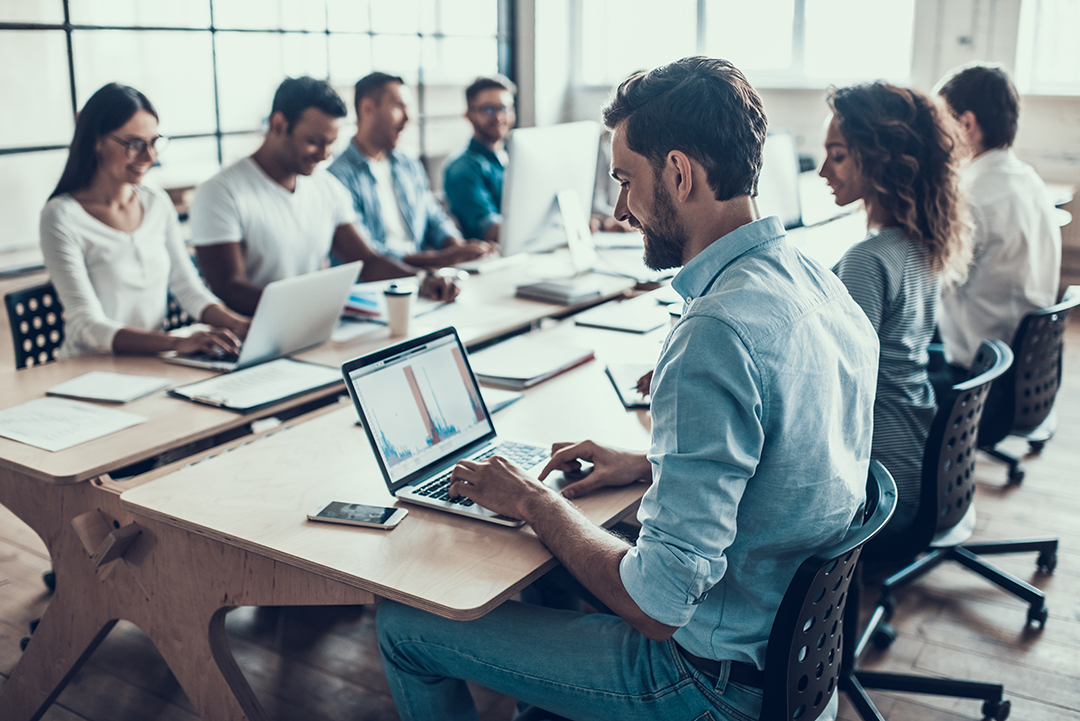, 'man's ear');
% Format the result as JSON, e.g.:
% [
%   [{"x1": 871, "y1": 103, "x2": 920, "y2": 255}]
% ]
[
  {"x1": 268, "y1": 111, "x2": 288, "y2": 136},
  {"x1": 668, "y1": 150, "x2": 694, "y2": 203}
]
